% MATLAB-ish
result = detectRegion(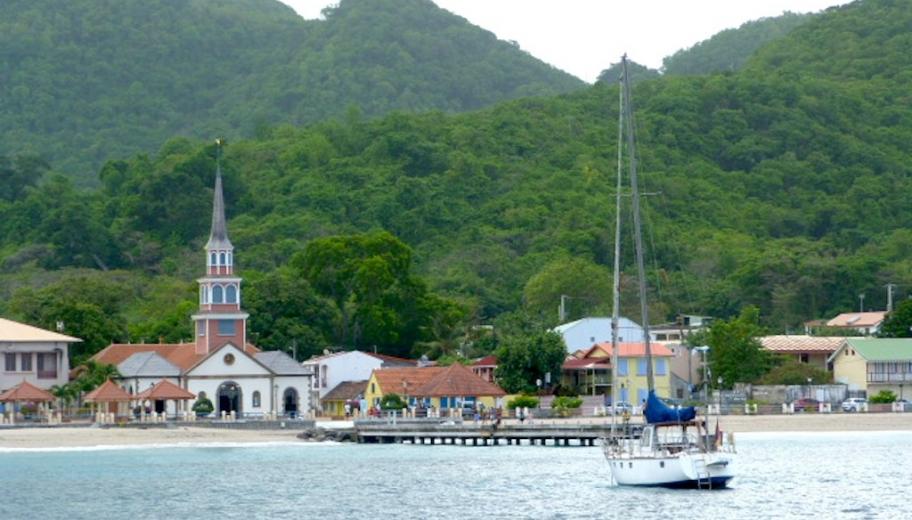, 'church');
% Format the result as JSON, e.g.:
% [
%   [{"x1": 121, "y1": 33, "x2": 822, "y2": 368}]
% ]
[{"x1": 93, "y1": 151, "x2": 312, "y2": 418}]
